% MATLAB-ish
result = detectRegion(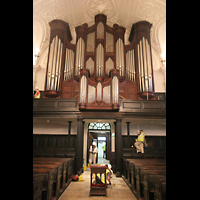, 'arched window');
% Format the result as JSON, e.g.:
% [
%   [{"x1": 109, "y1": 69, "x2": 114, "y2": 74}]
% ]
[{"x1": 88, "y1": 122, "x2": 111, "y2": 130}]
